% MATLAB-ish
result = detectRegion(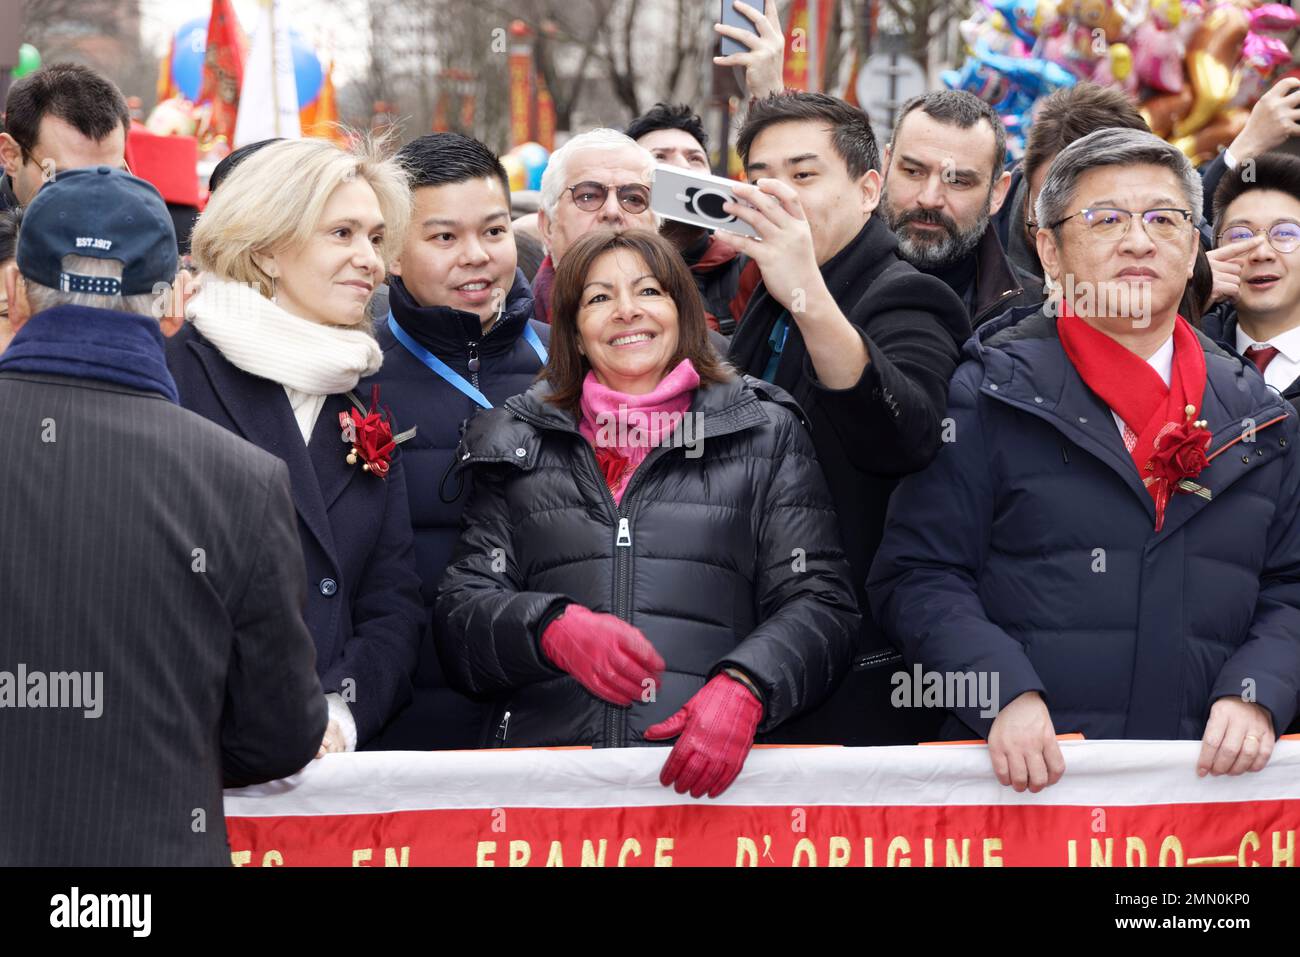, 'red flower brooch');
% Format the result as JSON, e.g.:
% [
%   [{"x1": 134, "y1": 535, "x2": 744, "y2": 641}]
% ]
[
  {"x1": 339, "y1": 385, "x2": 415, "y2": 479},
  {"x1": 1144, "y1": 404, "x2": 1213, "y2": 531}
]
